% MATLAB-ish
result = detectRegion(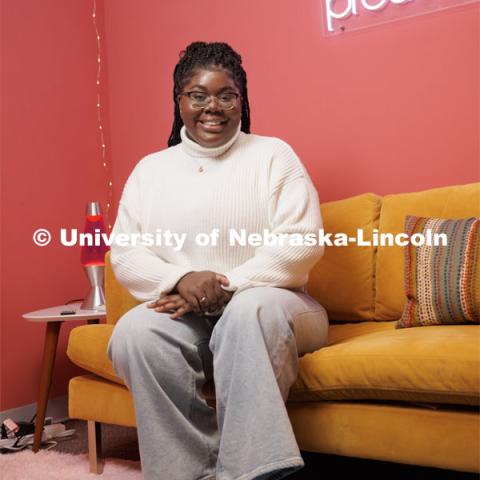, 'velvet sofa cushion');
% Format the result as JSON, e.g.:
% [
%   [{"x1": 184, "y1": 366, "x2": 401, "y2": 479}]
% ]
[
  {"x1": 68, "y1": 321, "x2": 480, "y2": 406},
  {"x1": 69, "y1": 375, "x2": 136, "y2": 427},
  {"x1": 375, "y1": 183, "x2": 480, "y2": 321},
  {"x1": 67, "y1": 324, "x2": 124, "y2": 386},
  {"x1": 307, "y1": 193, "x2": 381, "y2": 322},
  {"x1": 289, "y1": 321, "x2": 480, "y2": 406}
]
